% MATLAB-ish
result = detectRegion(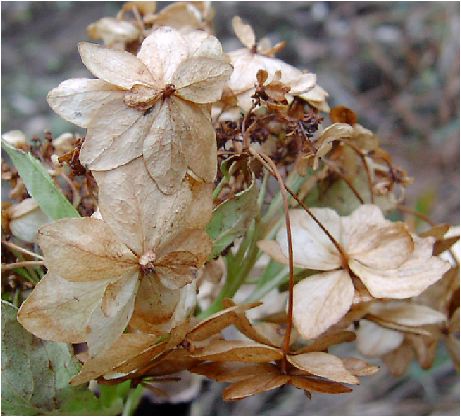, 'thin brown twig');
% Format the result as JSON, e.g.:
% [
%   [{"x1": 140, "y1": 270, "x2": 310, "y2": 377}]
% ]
[
  {"x1": 248, "y1": 148, "x2": 295, "y2": 365},
  {"x1": 1, "y1": 240, "x2": 44, "y2": 260},
  {"x1": 342, "y1": 140, "x2": 375, "y2": 204},
  {"x1": 2, "y1": 260, "x2": 45, "y2": 272},
  {"x1": 323, "y1": 160, "x2": 365, "y2": 204}
]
